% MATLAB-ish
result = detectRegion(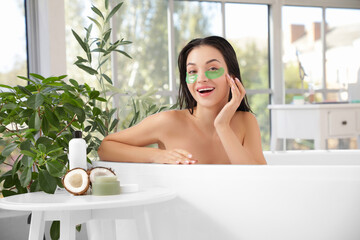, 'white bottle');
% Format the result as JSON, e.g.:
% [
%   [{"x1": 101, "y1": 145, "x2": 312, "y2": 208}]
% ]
[{"x1": 68, "y1": 131, "x2": 87, "y2": 170}]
